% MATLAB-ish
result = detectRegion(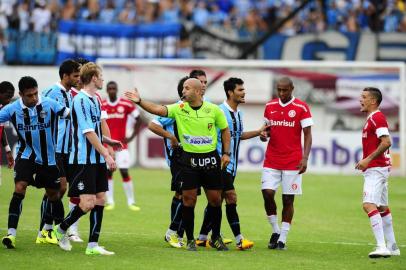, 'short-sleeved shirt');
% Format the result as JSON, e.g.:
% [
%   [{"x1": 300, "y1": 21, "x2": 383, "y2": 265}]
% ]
[
  {"x1": 166, "y1": 101, "x2": 228, "y2": 153},
  {"x1": 71, "y1": 88, "x2": 108, "y2": 120},
  {"x1": 102, "y1": 97, "x2": 140, "y2": 149},
  {"x1": 362, "y1": 110, "x2": 391, "y2": 169},
  {"x1": 0, "y1": 96, "x2": 68, "y2": 165},
  {"x1": 43, "y1": 82, "x2": 72, "y2": 154},
  {"x1": 69, "y1": 90, "x2": 104, "y2": 164},
  {"x1": 216, "y1": 101, "x2": 243, "y2": 177},
  {"x1": 263, "y1": 97, "x2": 313, "y2": 170}
]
